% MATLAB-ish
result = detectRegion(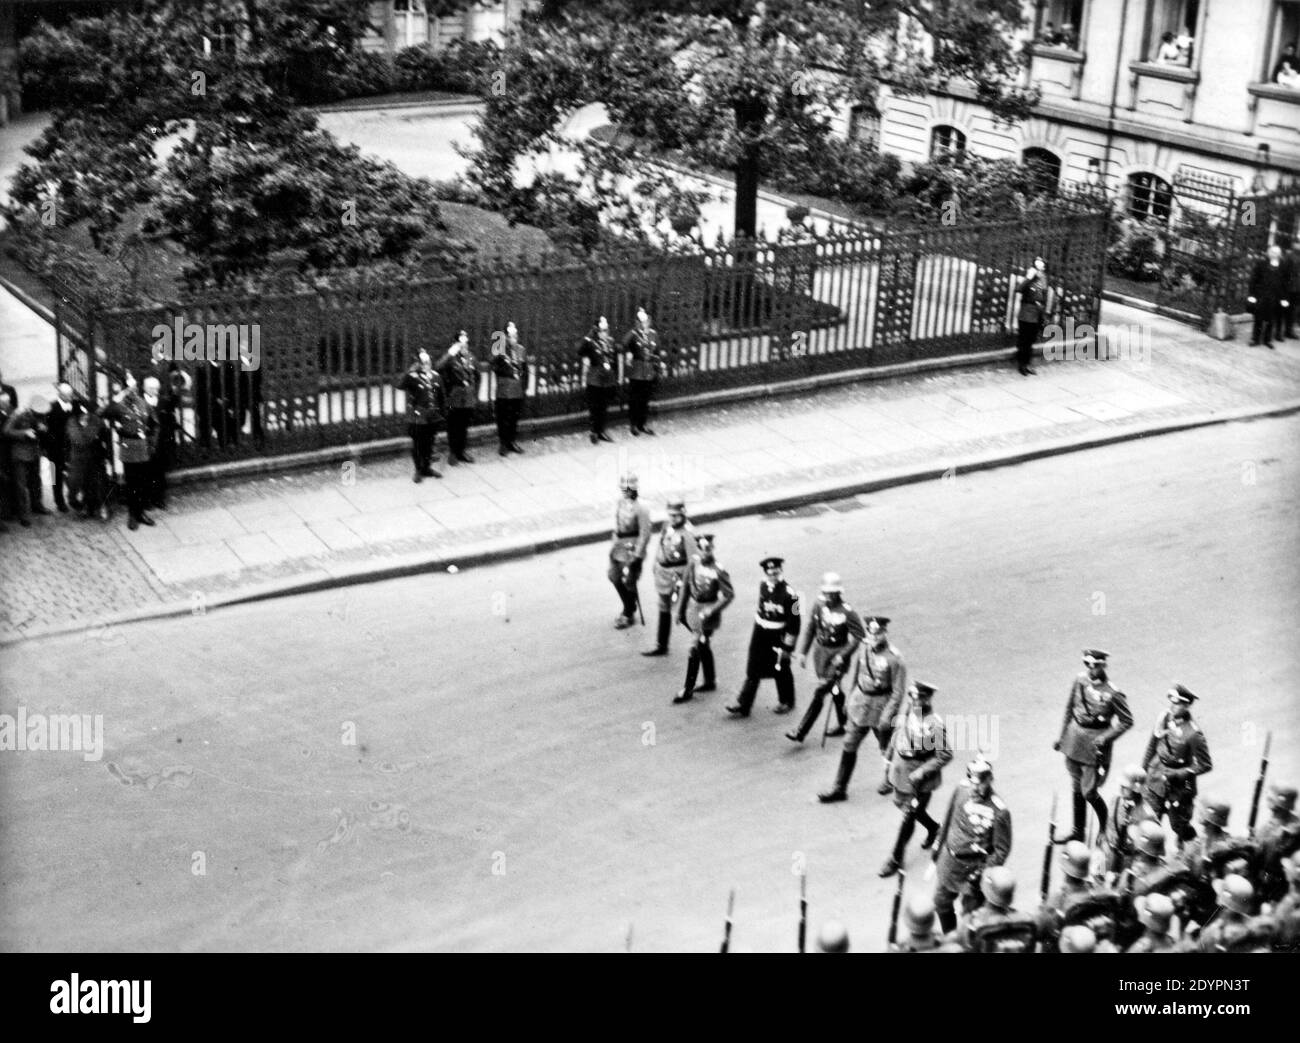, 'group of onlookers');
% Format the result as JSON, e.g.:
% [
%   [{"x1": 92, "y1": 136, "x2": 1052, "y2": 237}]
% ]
[{"x1": 1248, "y1": 243, "x2": 1300, "y2": 349}]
